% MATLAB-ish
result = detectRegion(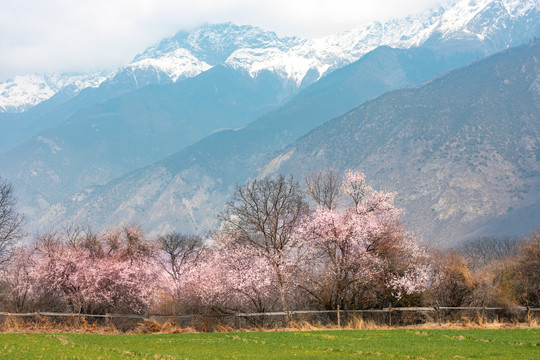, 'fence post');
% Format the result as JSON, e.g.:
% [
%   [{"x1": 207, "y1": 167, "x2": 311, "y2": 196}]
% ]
[
  {"x1": 527, "y1": 304, "x2": 531, "y2": 325},
  {"x1": 388, "y1": 304, "x2": 392, "y2": 327},
  {"x1": 337, "y1": 305, "x2": 341, "y2": 328}
]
